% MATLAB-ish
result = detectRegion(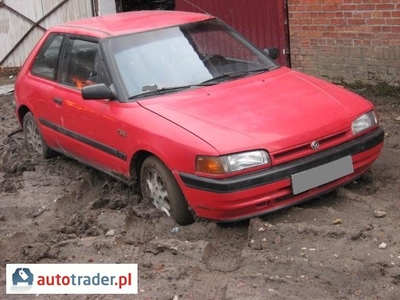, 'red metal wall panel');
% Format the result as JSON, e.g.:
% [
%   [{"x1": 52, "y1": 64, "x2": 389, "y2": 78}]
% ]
[{"x1": 175, "y1": 0, "x2": 289, "y2": 66}]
